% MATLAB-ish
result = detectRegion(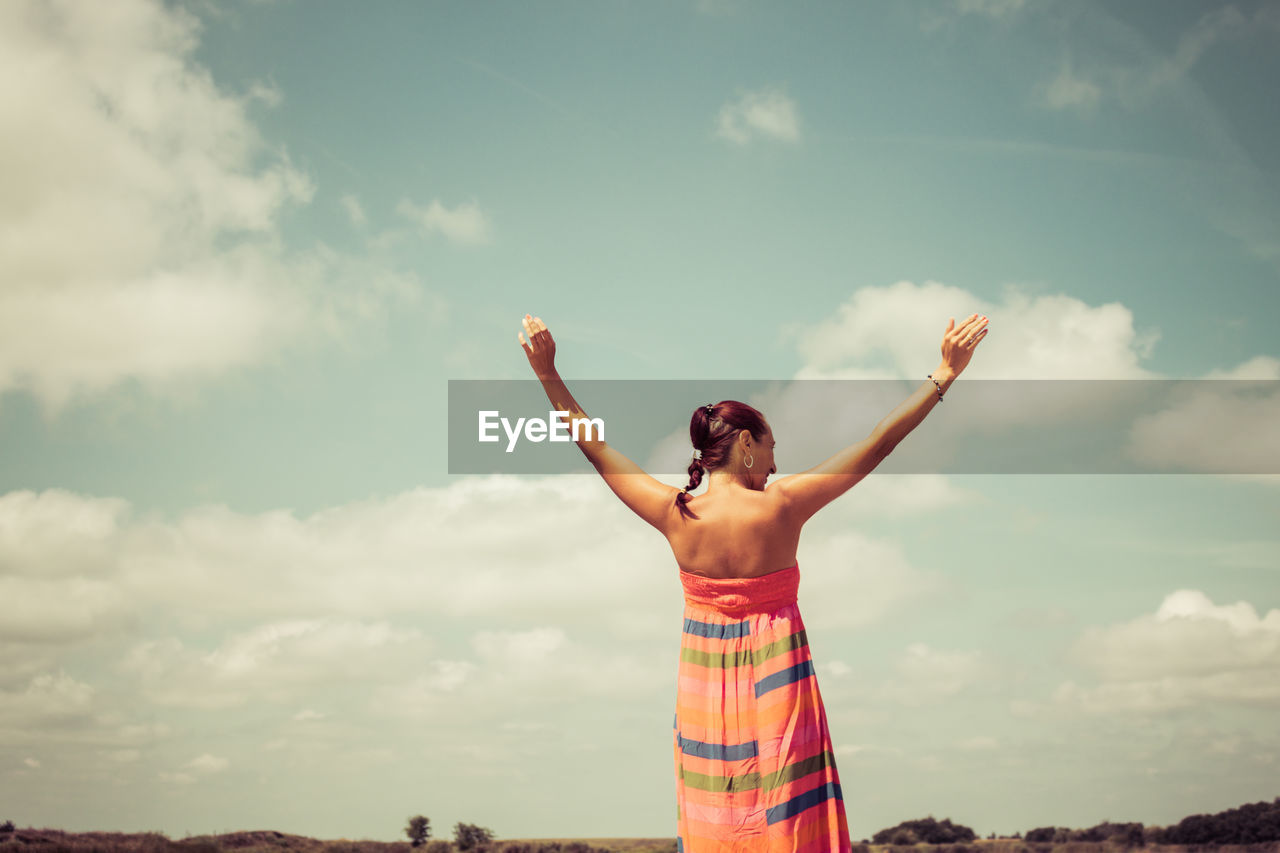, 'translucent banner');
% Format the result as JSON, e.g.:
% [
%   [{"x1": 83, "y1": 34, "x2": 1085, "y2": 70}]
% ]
[{"x1": 447, "y1": 379, "x2": 1280, "y2": 475}]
